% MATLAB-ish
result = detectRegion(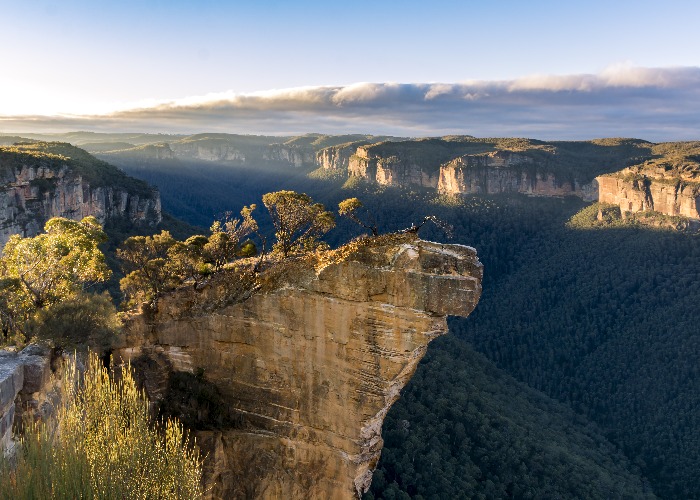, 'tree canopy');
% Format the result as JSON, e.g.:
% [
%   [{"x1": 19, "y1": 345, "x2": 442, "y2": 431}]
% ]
[
  {"x1": 0, "y1": 216, "x2": 111, "y2": 343},
  {"x1": 262, "y1": 190, "x2": 335, "y2": 257}
]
